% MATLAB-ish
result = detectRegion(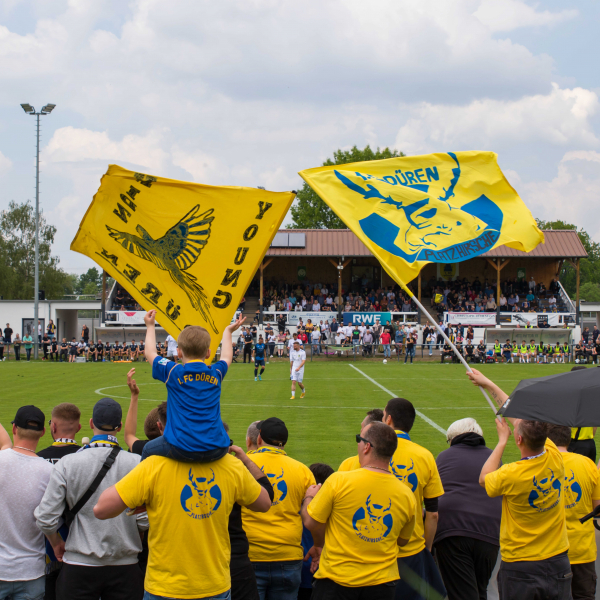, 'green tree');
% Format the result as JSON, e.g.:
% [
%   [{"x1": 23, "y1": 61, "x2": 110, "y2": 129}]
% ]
[
  {"x1": 0, "y1": 200, "x2": 71, "y2": 299},
  {"x1": 536, "y1": 219, "x2": 600, "y2": 298},
  {"x1": 76, "y1": 267, "x2": 102, "y2": 295},
  {"x1": 288, "y1": 145, "x2": 405, "y2": 229},
  {"x1": 579, "y1": 282, "x2": 600, "y2": 303}
]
